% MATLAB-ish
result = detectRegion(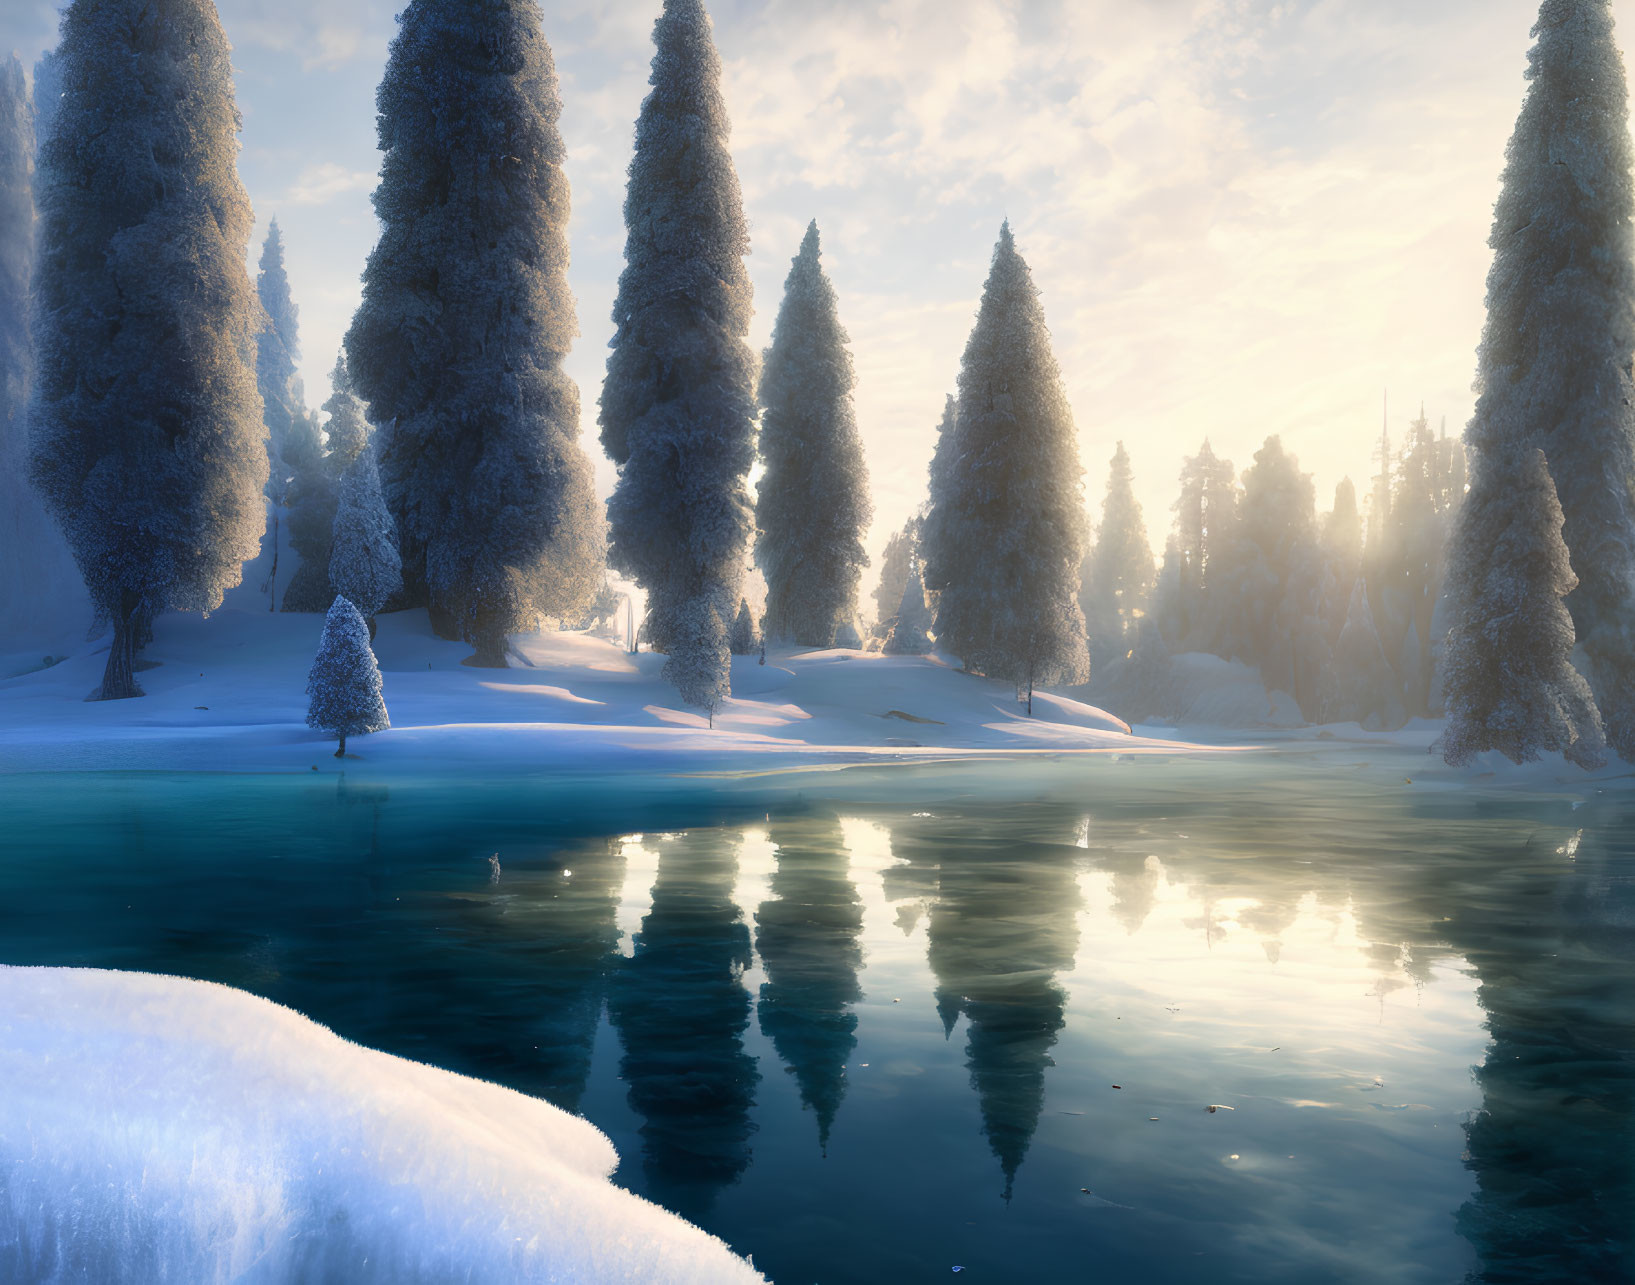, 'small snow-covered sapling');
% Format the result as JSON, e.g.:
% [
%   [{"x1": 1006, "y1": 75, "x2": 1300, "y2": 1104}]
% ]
[{"x1": 306, "y1": 597, "x2": 390, "y2": 757}]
